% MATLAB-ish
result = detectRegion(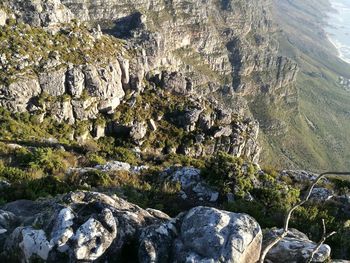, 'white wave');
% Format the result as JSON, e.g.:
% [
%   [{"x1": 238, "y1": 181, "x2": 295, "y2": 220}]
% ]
[{"x1": 327, "y1": 35, "x2": 350, "y2": 64}]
